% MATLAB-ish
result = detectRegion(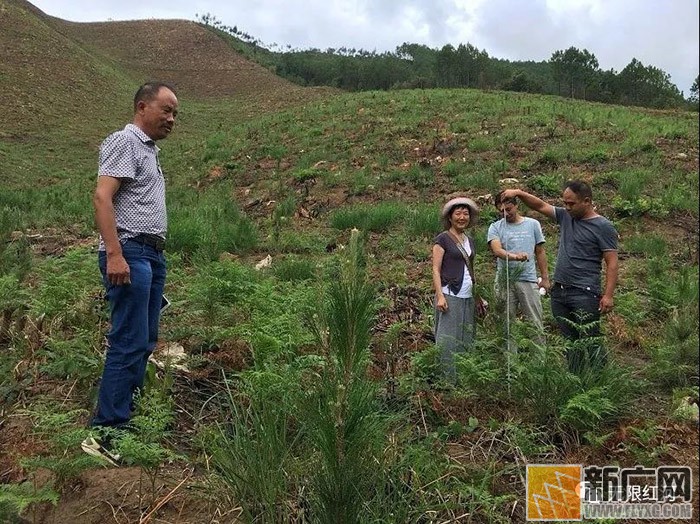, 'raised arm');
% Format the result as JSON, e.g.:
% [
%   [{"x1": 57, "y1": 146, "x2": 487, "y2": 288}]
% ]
[{"x1": 500, "y1": 189, "x2": 556, "y2": 220}]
